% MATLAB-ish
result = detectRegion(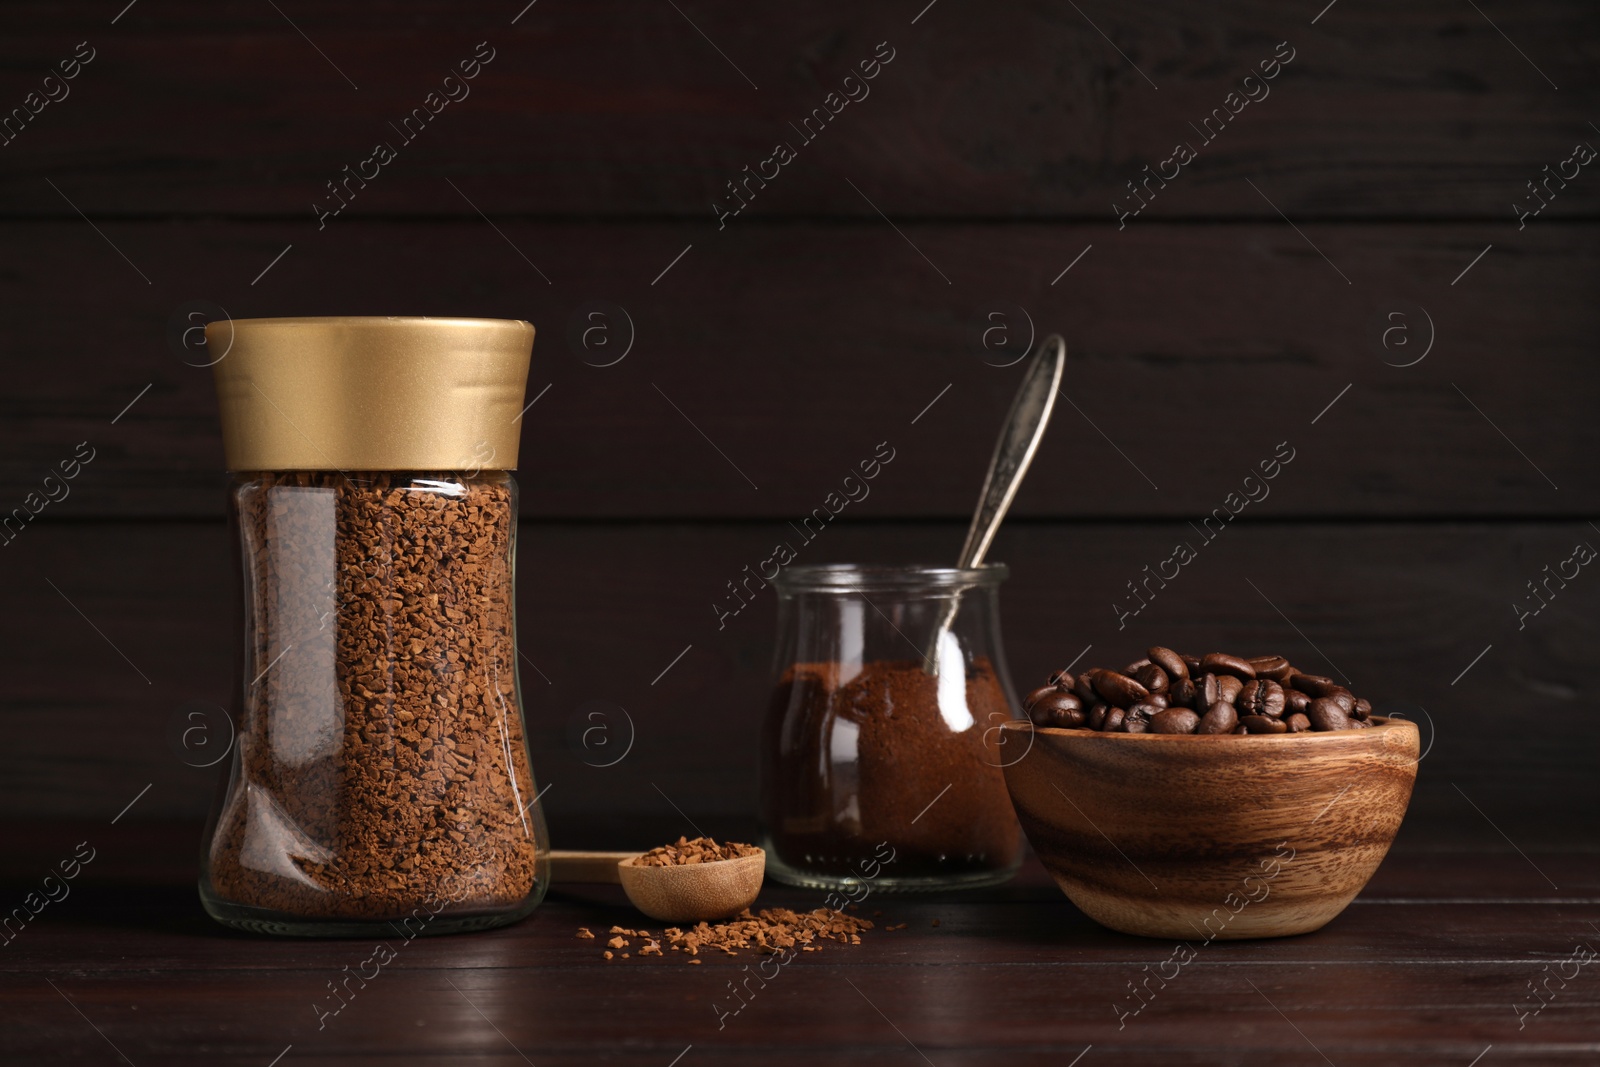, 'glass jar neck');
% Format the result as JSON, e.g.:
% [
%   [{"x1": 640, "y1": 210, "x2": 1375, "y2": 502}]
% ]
[{"x1": 773, "y1": 562, "x2": 1007, "y2": 596}]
